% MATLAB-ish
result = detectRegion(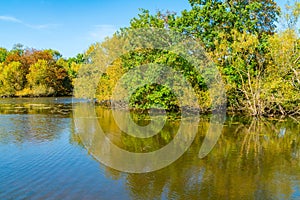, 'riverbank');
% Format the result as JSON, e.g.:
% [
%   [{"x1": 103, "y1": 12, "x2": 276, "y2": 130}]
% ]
[
  {"x1": 1, "y1": 97, "x2": 299, "y2": 199},
  {"x1": 95, "y1": 99, "x2": 300, "y2": 119},
  {"x1": 1, "y1": 96, "x2": 299, "y2": 119}
]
